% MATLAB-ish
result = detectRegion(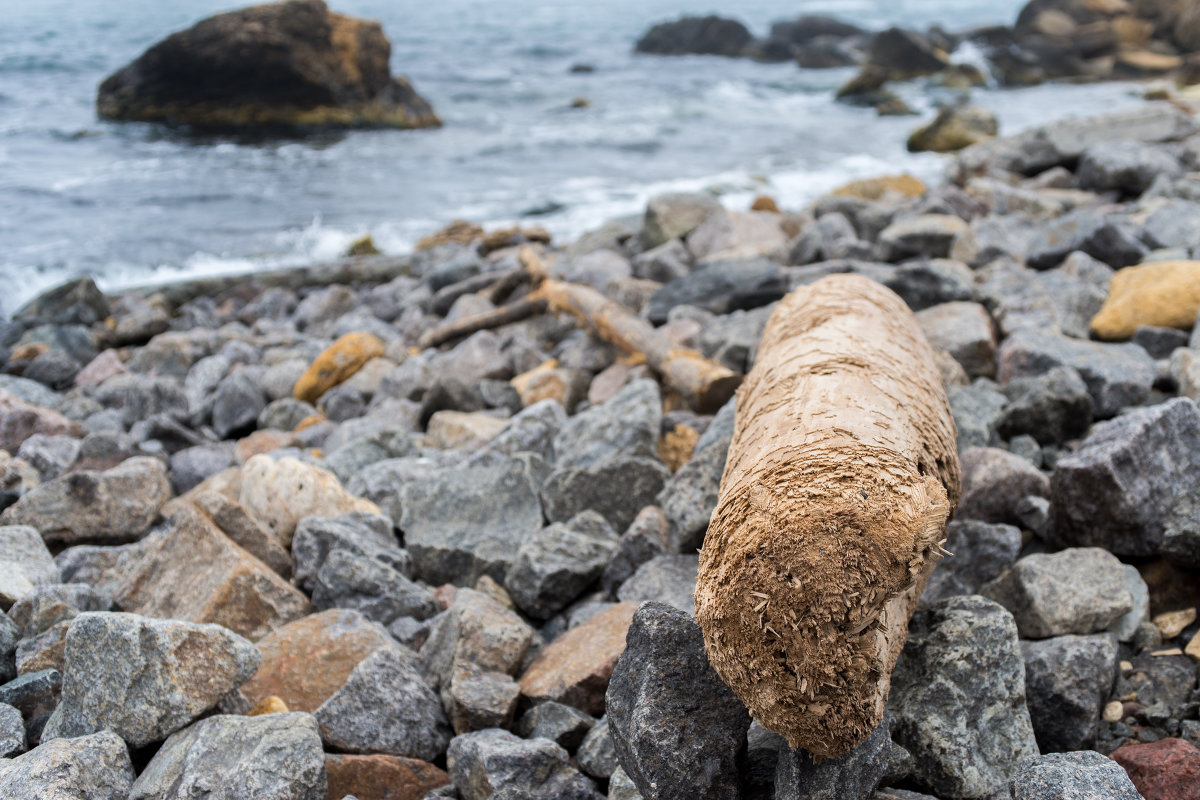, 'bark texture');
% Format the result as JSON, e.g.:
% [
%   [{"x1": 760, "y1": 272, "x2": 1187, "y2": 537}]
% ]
[{"x1": 695, "y1": 274, "x2": 960, "y2": 757}]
